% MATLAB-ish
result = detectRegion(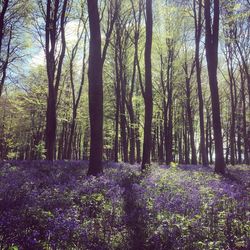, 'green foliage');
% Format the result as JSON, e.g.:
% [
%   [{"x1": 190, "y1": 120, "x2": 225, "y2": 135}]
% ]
[
  {"x1": 8, "y1": 246, "x2": 19, "y2": 250},
  {"x1": 169, "y1": 162, "x2": 178, "y2": 169},
  {"x1": 35, "y1": 141, "x2": 46, "y2": 160}
]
